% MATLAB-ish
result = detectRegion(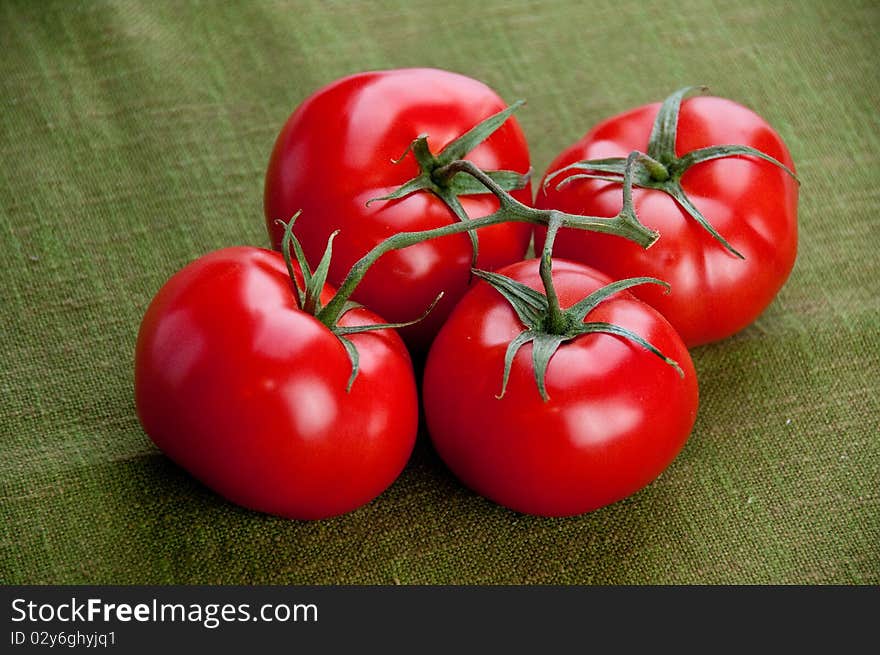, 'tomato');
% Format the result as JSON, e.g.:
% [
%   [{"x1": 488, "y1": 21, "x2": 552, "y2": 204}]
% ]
[
  {"x1": 536, "y1": 92, "x2": 798, "y2": 346},
  {"x1": 423, "y1": 258, "x2": 698, "y2": 517},
  {"x1": 264, "y1": 68, "x2": 532, "y2": 351},
  {"x1": 134, "y1": 247, "x2": 418, "y2": 520}
]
